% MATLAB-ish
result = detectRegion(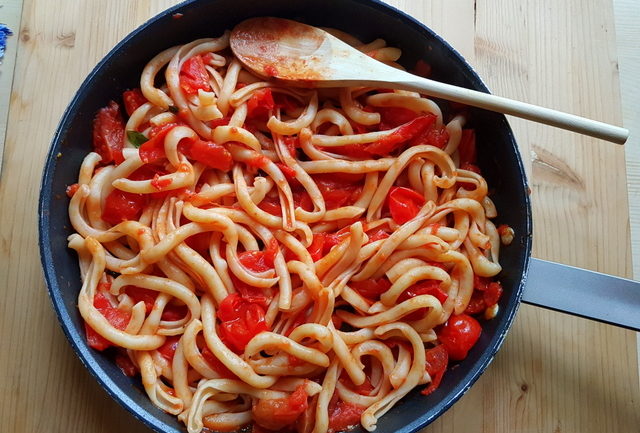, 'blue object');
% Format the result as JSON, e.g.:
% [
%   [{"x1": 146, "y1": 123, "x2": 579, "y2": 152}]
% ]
[
  {"x1": 38, "y1": 1, "x2": 533, "y2": 432},
  {"x1": 0, "y1": 24, "x2": 12, "y2": 60}
]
